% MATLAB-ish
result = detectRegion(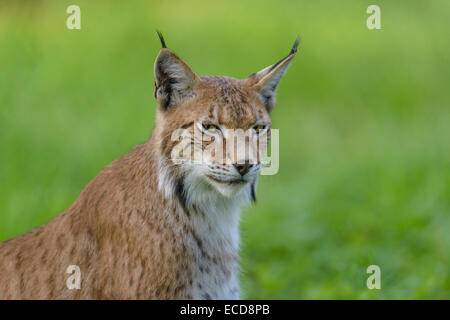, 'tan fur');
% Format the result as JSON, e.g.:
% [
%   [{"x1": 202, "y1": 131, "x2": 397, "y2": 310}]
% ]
[{"x1": 0, "y1": 36, "x2": 298, "y2": 299}]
